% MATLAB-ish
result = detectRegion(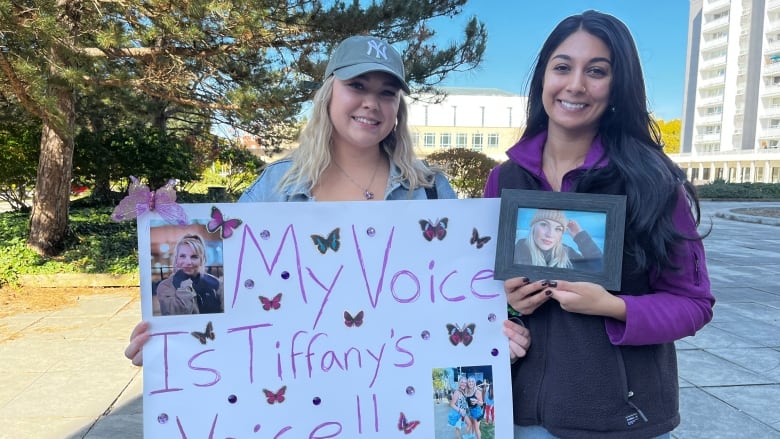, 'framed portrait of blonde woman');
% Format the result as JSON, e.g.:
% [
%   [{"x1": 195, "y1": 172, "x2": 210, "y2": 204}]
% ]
[{"x1": 494, "y1": 189, "x2": 626, "y2": 290}]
